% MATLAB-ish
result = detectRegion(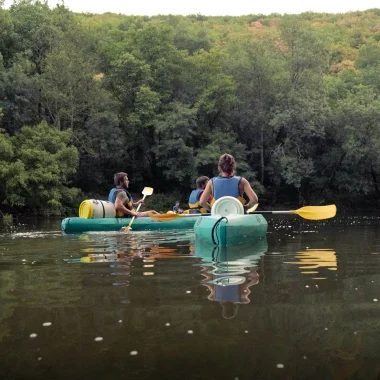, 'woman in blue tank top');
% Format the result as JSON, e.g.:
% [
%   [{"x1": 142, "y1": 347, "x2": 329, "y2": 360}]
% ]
[{"x1": 199, "y1": 153, "x2": 258, "y2": 212}]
